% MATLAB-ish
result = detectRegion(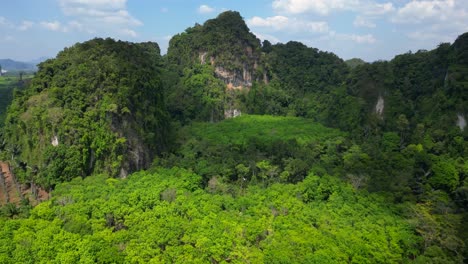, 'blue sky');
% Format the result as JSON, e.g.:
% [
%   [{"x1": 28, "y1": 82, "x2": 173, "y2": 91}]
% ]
[{"x1": 1, "y1": 0, "x2": 467, "y2": 62}]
